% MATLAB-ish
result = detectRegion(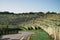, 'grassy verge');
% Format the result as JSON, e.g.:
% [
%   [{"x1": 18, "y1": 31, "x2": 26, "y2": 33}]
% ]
[
  {"x1": 30, "y1": 29, "x2": 53, "y2": 40},
  {"x1": 21, "y1": 29, "x2": 53, "y2": 40}
]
